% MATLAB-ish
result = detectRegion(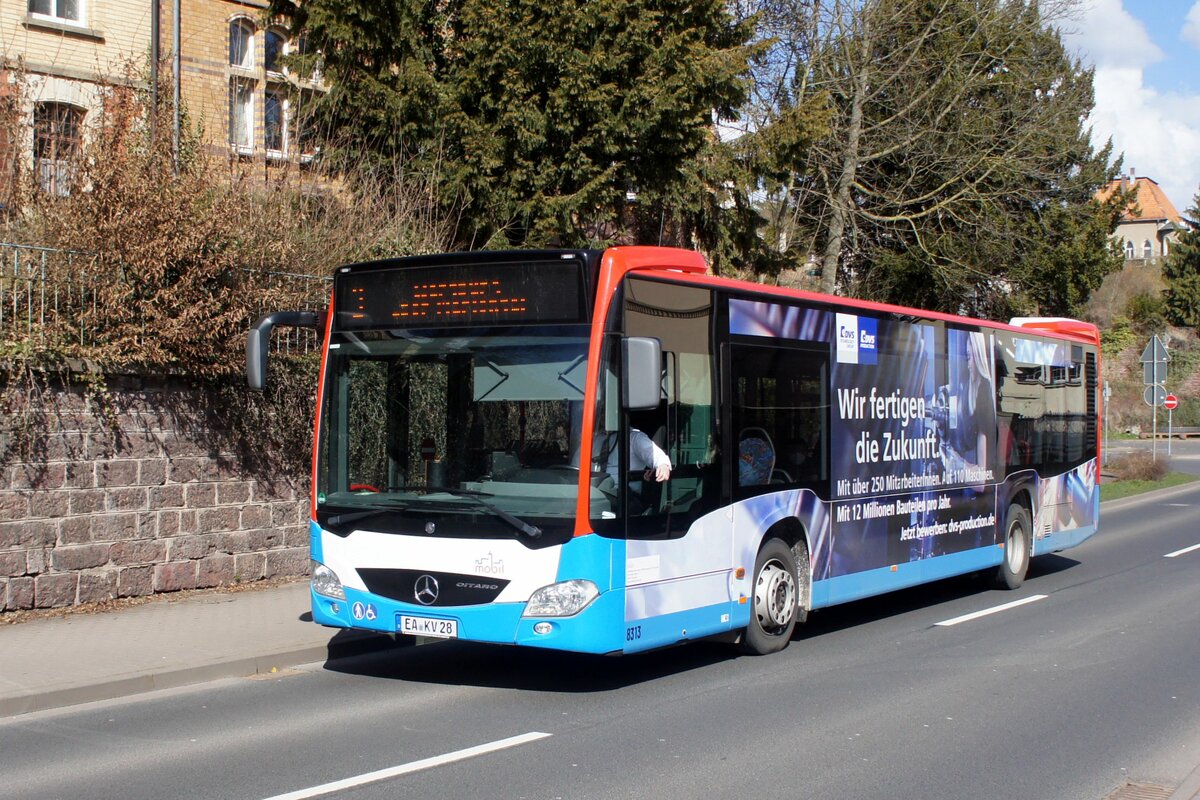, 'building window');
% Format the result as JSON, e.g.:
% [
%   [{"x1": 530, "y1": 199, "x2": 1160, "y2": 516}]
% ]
[
  {"x1": 229, "y1": 19, "x2": 255, "y2": 70},
  {"x1": 1124, "y1": 240, "x2": 1134, "y2": 260},
  {"x1": 229, "y1": 78, "x2": 254, "y2": 154},
  {"x1": 265, "y1": 29, "x2": 286, "y2": 75},
  {"x1": 1143, "y1": 240, "x2": 1152, "y2": 259},
  {"x1": 33, "y1": 102, "x2": 83, "y2": 196},
  {"x1": 28, "y1": 0, "x2": 82, "y2": 24},
  {"x1": 265, "y1": 85, "x2": 287, "y2": 156}
]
